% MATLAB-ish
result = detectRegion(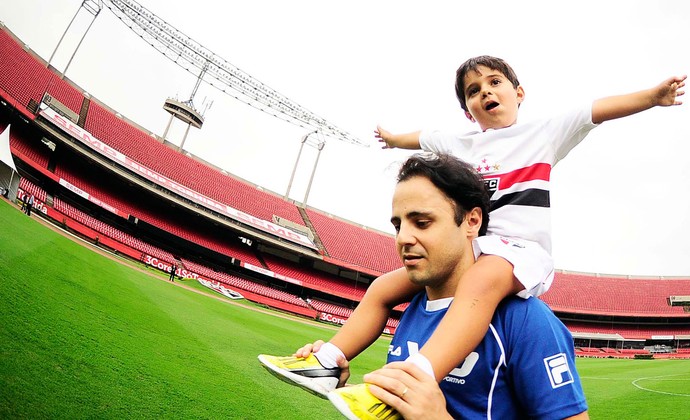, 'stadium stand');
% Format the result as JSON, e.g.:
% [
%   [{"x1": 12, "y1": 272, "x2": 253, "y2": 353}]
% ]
[
  {"x1": 51, "y1": 195, "x2": 176, "y2": 263},
  {"x1": 309, "y1": 298, "x2": 355, "y2": 318},
  {"x1": 83, "y1": 101, "x2": 306, "y2": 228},
  {"x1": 262, "y1": 253, "x2": 366, "y2": 301},
  {"x1": 17, "y1": 177, "x2": 46, "y2": 203},
  {"x1": 0, "y1": 28, "x2": 50, "y2": 116},
  {"x1": 179, "y1": 258, "x2": 315, "y2": 315},
  {"x1": 542, "y1": 272, "x2": 690, "y2": 317},
  {"x1": 6, "y1": 122, "x2": 51, "y2": 169},
  {"x1": 305, "y1": 207, "x2": 400, "y2": 274},
  {"x1": 563, "y1": 320, "x2": 689, "y2": 340},
  {"x1": 53, "y1": 159, "x2": 267, "y2": 267}
]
